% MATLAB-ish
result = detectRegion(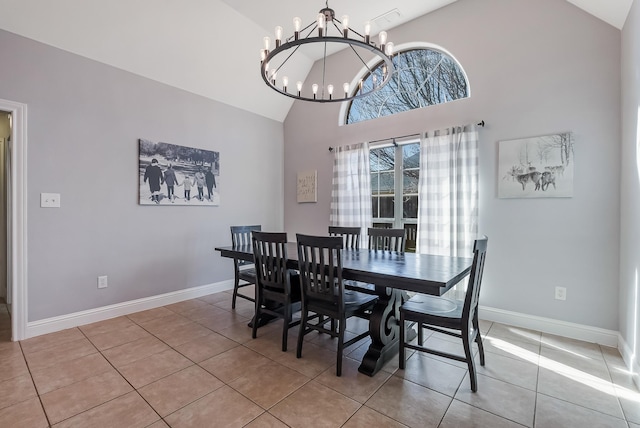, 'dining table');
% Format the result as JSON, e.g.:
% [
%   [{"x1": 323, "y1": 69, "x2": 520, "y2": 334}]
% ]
[{"x1": 215, "y1": 242, "x2": 472, "y2": 377}]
